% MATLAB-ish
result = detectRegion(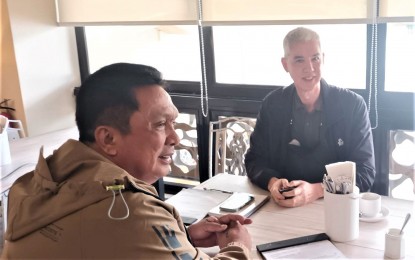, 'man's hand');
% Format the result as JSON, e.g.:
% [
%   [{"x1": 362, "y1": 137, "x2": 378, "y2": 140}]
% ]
[
  {"x1": 268, "y1": 177, "x2": 291, "y2": 202},
  {"x1": 216, "y1": 219, "x2": 252, "y2": 250},
  {"x1": 272, "y1": 180, "x2": 324, "y2": 207},
  {"x1": 187, "y1": 214, "x2": 252, "y2": 248}
]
